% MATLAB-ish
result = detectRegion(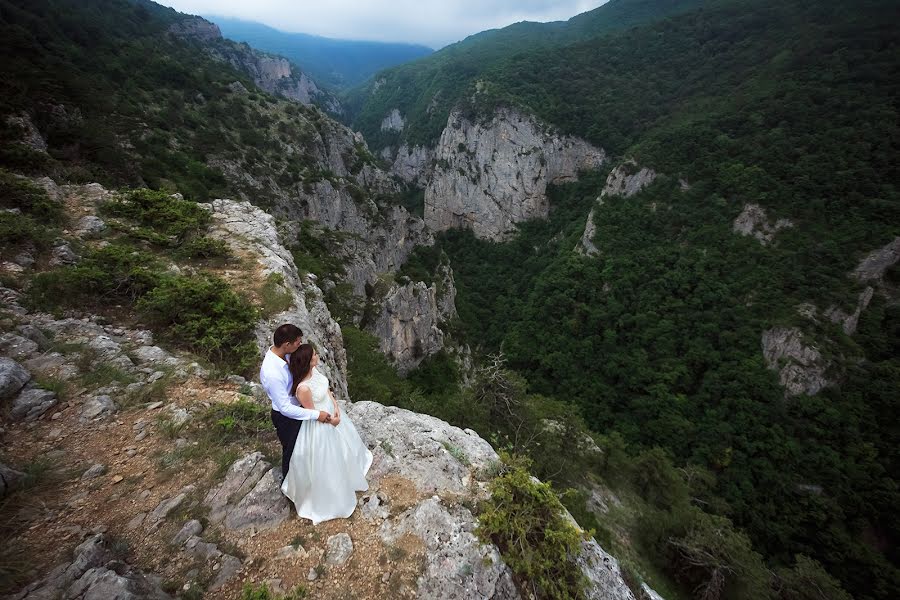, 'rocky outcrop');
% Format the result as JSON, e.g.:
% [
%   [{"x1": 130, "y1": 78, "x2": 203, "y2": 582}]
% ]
[
  {"x1": 381, "y1": 108, "x2": 406, "y2": 132},
  {"x1": 852, "y1": 237, "x2": 900, "y2": 283},
  {"x1": 600, "y1": 161, "x2": 657, "y2": 199},
  {"x1": 733, "y1": 203, "x2": 794, "y2": 245},
  {"x1": 5, "y1": 113, "x2": 47, "y2": 153},
  {"x1": 203, "y1": 451, "x2": 291, "y2": 531},
  {"x1": 390, "y1": 143, "x2": 434, "y2": 185},
  {"x1": 380, "y1": 498, "x2": 519, "y2": 599},
  {"x1": 205, "y1": 198, "x2": 349, "y2": 398},
  {"x1": 168, "y1": 16, "x2": 222, "y2": 42},
  {"x1": 370, "y1": 265, "x2": 458, "y2": 374},
  {"x1": 170, "y1": 16, "x2": 341, "y2": 112},
  {"x1": 761, "y1": 327, "x2": 832, "y2": 397},
  {"x1": 6, "y1": 534, "x2": 172, "y2": 600},
  {"x1": 576, "y1": 207, "x2": 600, "y2": 256},
  {"x1": 795, "y1": 237, "x2": 899, "y2": 337},
  {"x1": 424, "y1": 109, "x2": 606, "y2": 240},
  {"x1": 823, "y1": 287, "x2": 875, "y2": 335},
  {"x1": 349, "y1": 400, "x2": 640, "y2": 599}
]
